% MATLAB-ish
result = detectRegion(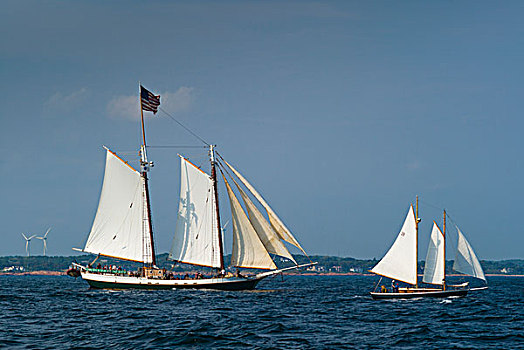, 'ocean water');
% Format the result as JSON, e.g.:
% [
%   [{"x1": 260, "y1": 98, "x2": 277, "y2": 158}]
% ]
[{"x1": 0, "y1": 275, "x2": 522, "y2": 349}]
